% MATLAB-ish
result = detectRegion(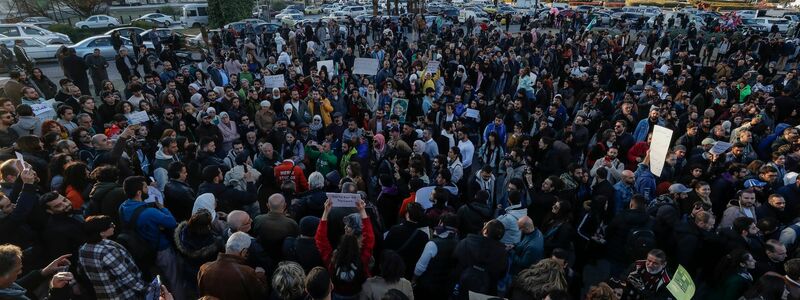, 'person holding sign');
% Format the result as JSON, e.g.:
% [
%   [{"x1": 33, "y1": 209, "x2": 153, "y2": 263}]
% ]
[{"x1": 315, "y1": 198, "x2": 375, "y2": 298}]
